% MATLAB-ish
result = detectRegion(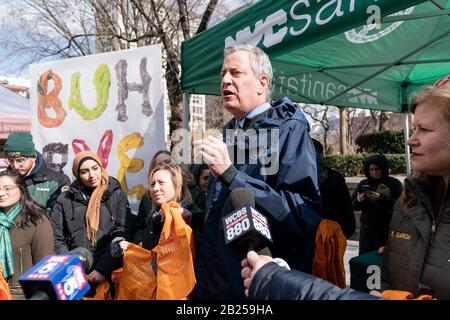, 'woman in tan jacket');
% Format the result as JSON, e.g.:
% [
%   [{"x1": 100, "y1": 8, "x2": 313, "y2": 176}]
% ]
[{"x1": 0, "y1": 170, "x2": 54, "y2": 299}]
